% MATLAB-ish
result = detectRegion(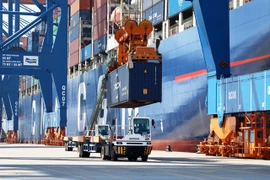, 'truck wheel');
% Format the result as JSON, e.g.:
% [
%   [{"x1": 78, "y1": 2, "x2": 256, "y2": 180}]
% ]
[
  {"x1": 111, "y1": 149, "x2": 117, "y2": 161},
  {"x1": 141, "y1": 155, "x2": 148, "y2": 162},
  {"x1": 68, "y1": 147, "x2": 73, "y2": 151},
  {"x1": 79, "y1": 144, "x2": 90, "y2": 158}
]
